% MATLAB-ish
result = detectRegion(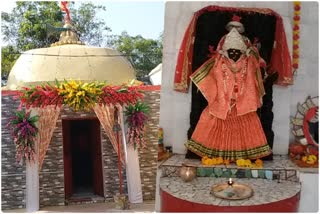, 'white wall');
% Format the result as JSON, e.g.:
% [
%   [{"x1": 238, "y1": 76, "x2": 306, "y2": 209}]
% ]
[
  {"x1": 298, "y1": 172, "x2": 319, "y2": 212},
  {"x1": 160, "y1": 1, "x2": 319, "y2": 155}
]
